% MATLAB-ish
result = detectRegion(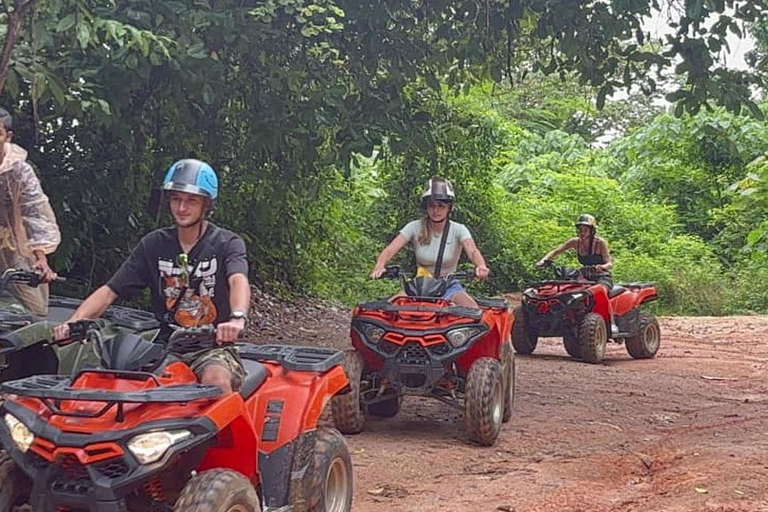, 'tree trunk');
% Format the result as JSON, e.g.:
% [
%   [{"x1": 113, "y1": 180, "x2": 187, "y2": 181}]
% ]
[{"x1": 0, "y1": 0, "x2": 37, "y2": 98}]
